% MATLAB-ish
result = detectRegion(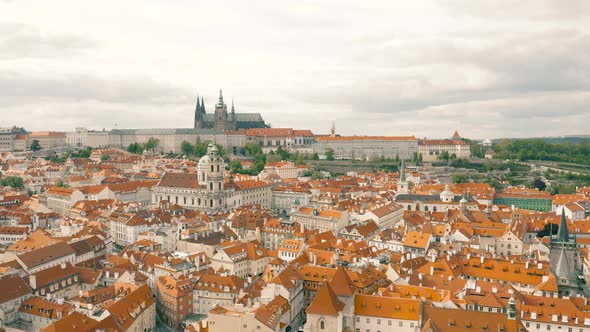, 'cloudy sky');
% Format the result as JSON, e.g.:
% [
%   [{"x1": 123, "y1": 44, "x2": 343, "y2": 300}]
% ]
[{"x1": 0, "y1": 0, "x2": 589, "y2": 139}]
